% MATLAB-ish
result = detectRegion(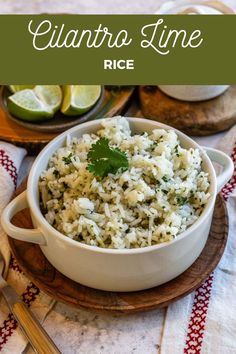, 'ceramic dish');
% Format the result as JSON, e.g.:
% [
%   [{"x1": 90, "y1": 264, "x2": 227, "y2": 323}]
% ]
[
  {"x1": 0, "y1": 86, "x2": 105, "y2": 133},
  {"x1": 158, "y1": 85, "x2": 230, "y2": 102},
  {"x1": 1, "y1": 118, "x2": 234, "y2": 291}
]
